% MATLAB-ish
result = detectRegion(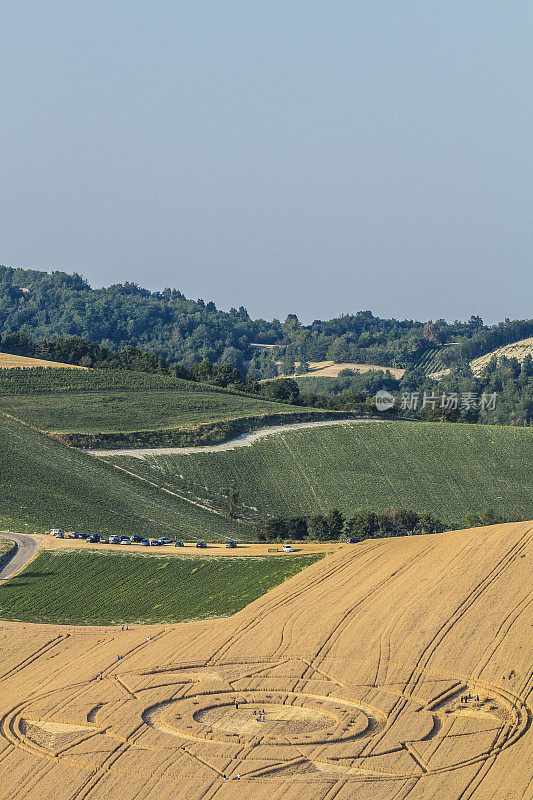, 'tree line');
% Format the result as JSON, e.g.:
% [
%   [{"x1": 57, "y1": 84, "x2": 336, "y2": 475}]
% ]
[
  {"x1": 2, "y1": 265, "x2": 529, "y2": 375},
  {"x1": 256, "y1": 507, "x2": 527, "y2": 543}
]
